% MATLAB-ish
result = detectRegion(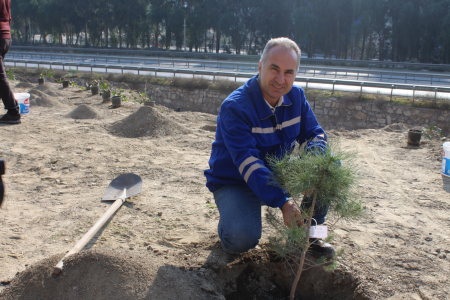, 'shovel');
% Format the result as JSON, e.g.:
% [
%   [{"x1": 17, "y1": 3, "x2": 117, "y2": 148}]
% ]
[{"x1": 53, "y1": 173, "x2": 142, "y2": 275}]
